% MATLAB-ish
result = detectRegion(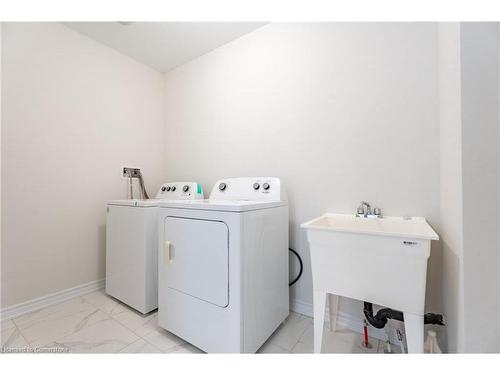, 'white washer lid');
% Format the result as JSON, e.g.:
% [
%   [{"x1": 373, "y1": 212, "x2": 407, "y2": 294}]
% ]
[
  {"x1": 158, "y1": 199, "x2": 287, "y2": 212},
  {"x1": 107, "y1": 199, "x2": 160, "y2": 207}
]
